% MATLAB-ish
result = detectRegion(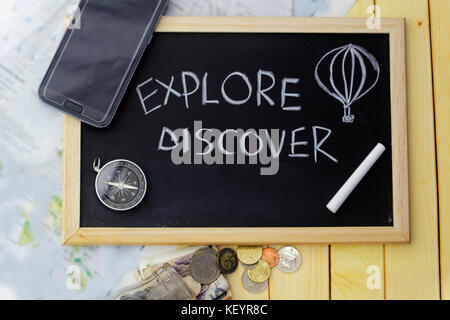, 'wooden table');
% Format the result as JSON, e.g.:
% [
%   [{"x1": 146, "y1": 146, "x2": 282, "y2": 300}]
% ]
[{"x1": 222, "y1": 0, "x2": 449, "y2": 300}]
